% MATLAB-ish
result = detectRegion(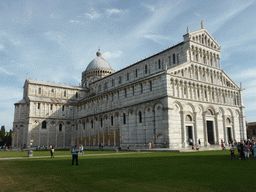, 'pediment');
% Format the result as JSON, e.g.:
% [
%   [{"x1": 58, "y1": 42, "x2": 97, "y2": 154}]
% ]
[{"x1": 187, "y1": 29, "x2": 221, "y2": 51}]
